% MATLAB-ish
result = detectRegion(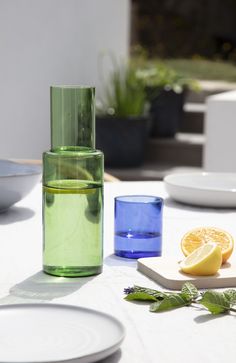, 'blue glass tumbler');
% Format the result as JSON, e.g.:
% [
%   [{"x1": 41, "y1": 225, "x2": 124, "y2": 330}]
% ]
[{"x1": 114, "y1": 195, "x2": 163, "y2": 259}]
